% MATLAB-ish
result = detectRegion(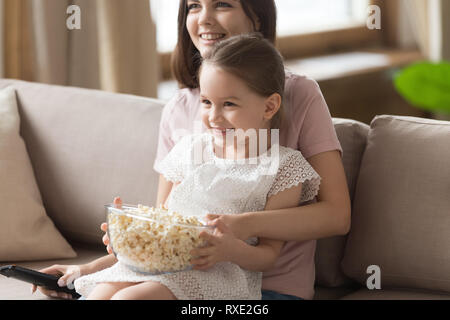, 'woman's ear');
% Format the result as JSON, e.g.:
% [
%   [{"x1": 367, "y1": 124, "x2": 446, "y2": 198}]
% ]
[
  {"x1": 255, "y1": 17, "x2": 261, "y2": 32},
  {"x1": 263, "y1": 93, "x2": 281, "y2": 121}
]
